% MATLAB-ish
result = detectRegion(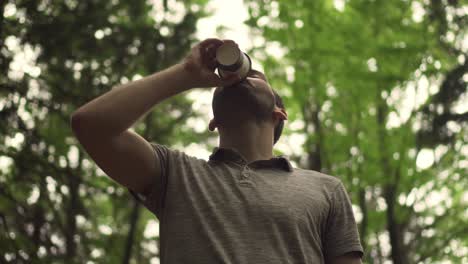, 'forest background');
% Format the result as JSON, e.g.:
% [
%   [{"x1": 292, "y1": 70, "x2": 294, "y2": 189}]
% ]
[{"x1": 1, "y1": 0, "x2": 466, "y2": 263}]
